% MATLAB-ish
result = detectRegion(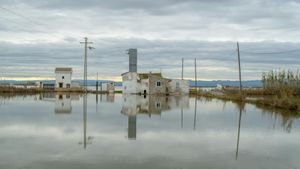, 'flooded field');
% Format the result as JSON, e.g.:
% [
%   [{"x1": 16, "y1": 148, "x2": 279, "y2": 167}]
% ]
[{"x1": 0, "y1": 94, "x2": 299, "y2": 169}]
